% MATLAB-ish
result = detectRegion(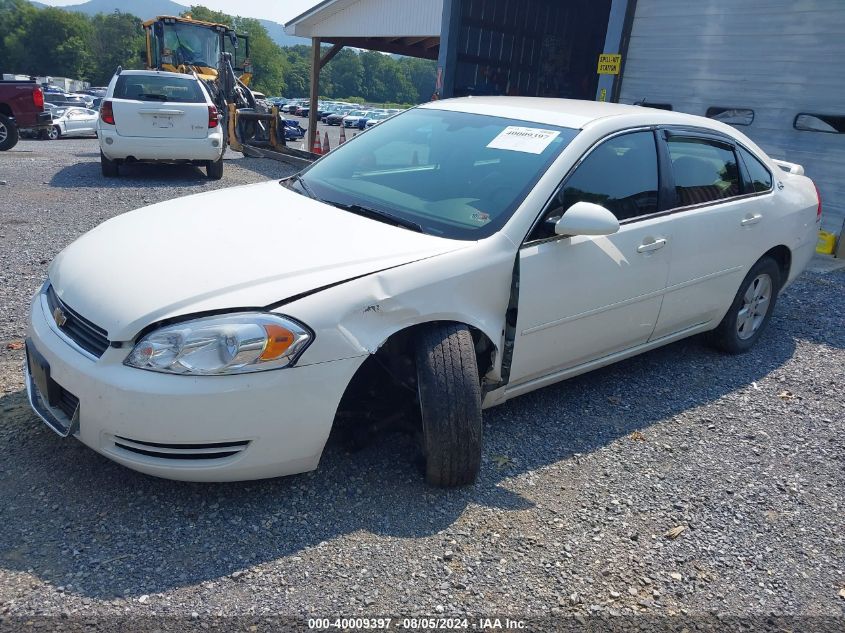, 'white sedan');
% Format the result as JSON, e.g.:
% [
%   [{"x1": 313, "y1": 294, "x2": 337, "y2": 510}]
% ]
[
  {"x1": 47, "y1": 107, "x2": 99, "y2": 139},
  {"x1": 26, "y1": 98, "x2": 819, "y2": 486}
]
